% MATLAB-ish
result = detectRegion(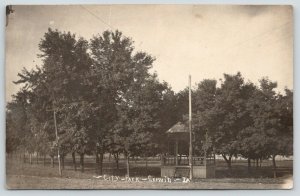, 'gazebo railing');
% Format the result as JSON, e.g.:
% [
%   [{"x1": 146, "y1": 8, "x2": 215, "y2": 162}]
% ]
[{"x1": 162, "y1": 155, "x2": 215, "y2": 166}]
